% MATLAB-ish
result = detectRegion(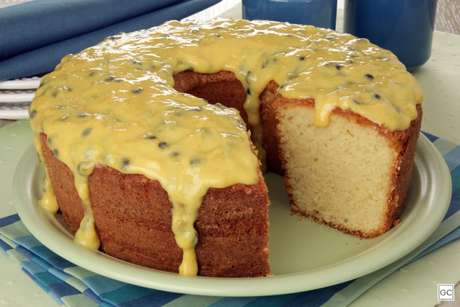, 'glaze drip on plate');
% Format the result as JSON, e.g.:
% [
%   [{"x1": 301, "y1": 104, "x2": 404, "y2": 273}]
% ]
[{"x1": 30, "y1": 19, "x2": 422, "y2": 276}]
